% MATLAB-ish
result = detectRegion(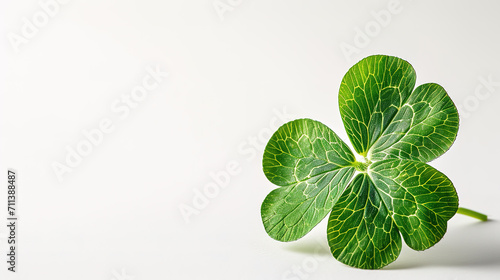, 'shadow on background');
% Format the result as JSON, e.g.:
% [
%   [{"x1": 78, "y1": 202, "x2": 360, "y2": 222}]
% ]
[
  {"x1": 282, "y1": 235, "x2": 331, "y2": 256},
  {"x1": 387, "y1": 219, "x2": 500, "y2": 269},
  {"x1": 279, "y1": 219, "x2": 500, "y2": 270}
]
